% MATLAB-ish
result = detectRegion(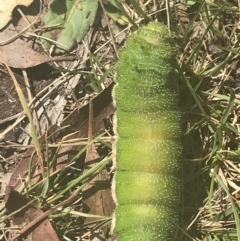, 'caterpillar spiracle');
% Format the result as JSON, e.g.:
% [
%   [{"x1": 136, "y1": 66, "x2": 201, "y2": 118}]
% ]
[{"x1": 111, "y1": 22, "x2": 182, "y2": 241}]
